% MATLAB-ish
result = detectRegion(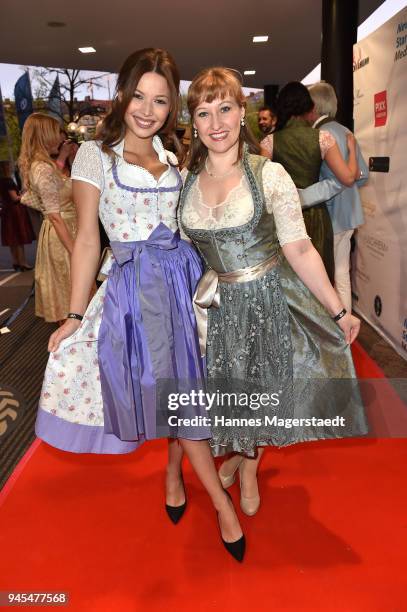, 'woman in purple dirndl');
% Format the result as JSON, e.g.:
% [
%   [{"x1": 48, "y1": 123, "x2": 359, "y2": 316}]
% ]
[{"x1": 35, "y1": 49, "x2": 245, "y2": 561}]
